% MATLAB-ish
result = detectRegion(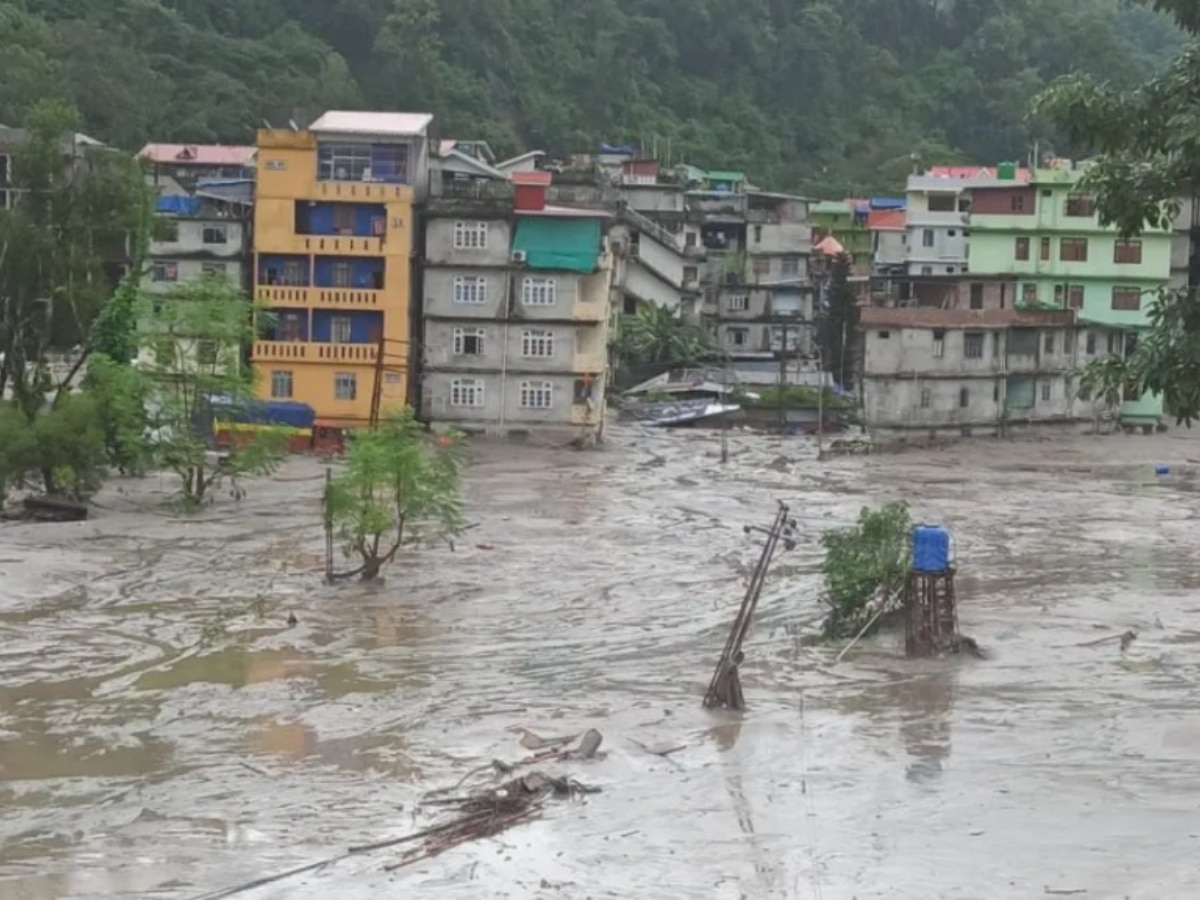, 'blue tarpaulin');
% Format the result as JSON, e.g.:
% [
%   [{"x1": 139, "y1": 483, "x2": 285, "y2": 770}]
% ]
[
  {"x1": 206, "y1": 396, "x2": 315, "y2": 429},
  {"x1": 155, "y1": 196, "x2": 201, "y2": 216}
]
